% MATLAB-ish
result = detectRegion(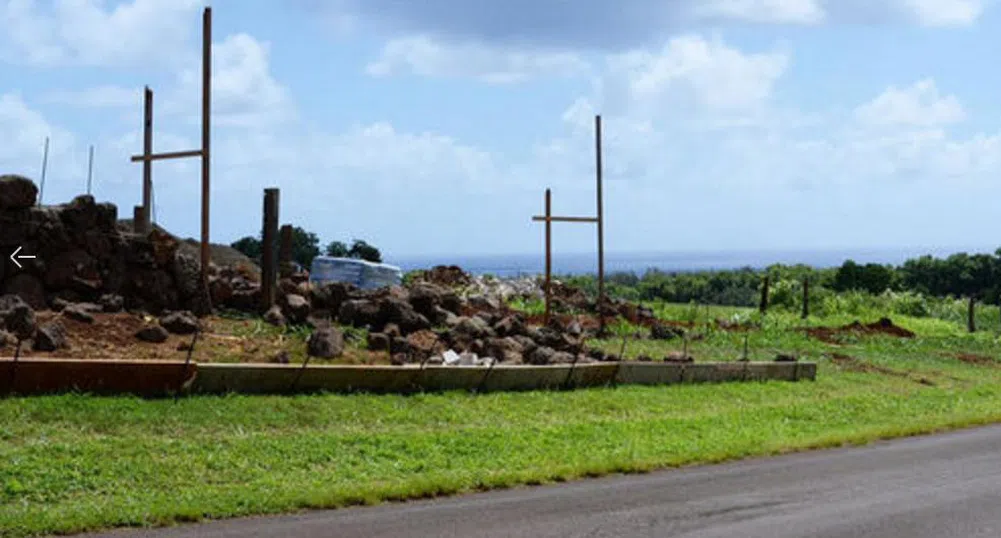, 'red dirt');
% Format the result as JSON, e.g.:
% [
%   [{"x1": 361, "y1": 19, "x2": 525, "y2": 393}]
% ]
[
  {"x1": 0, "y1": 311, "x2": 381, "y2": 364},
  {"x1": 804, "y1": 317, "x2": 915, "y2": 344},
  {"x1": 827, "y1": 352, "x2": 934, "y2": 385},
  {"x1": 953, "y1": 353, "x2": 1000, "y2": 367}
]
